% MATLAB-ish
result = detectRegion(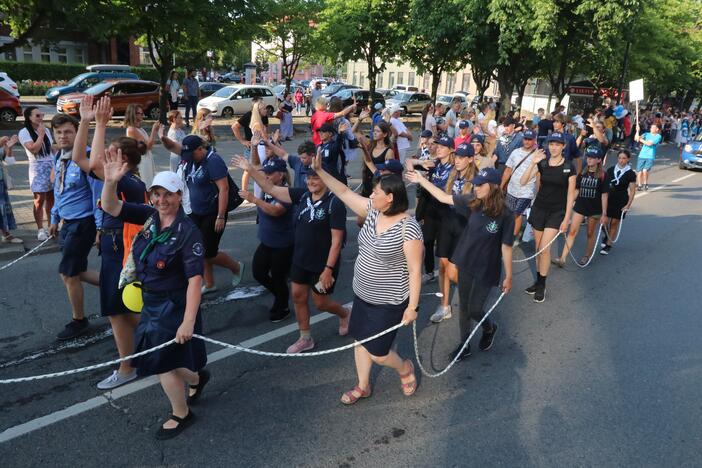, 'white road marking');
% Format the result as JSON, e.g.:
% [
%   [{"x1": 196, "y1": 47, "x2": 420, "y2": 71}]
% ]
[
  {"x1": 635, "y1": 172, "x2": 697, "y2": 199},
  {"x1": 0, "y1": 304, "x2": 348, "y2": 444}
]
